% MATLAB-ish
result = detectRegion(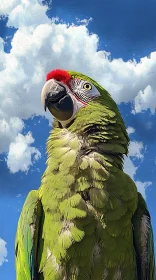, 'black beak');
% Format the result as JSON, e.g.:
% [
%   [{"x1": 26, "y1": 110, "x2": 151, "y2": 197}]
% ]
[{"x1": 45, "y1": 83, "x2": 74, "y2": 121}]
